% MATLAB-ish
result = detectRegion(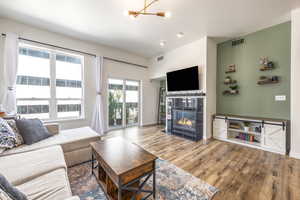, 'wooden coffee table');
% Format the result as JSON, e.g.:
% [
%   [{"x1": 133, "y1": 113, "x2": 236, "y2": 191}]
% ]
[{"x1": 90, "y1": 137, "x2": 157, "y2": 200}]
